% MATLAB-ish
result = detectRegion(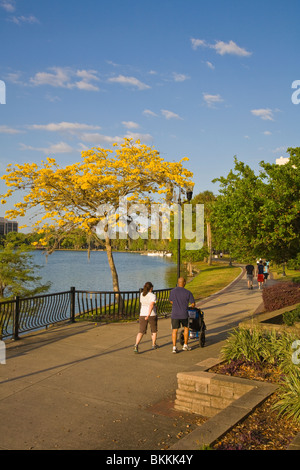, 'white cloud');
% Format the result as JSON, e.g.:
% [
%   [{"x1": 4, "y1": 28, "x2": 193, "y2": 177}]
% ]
[
  {"x1": 5, "y1": 71, "x2": 24, "y2": 85},
  {"x1": 20, "y1": 142, "x2": 74, "y2": 154},
  {"x1": 79, "y1": 131, "x2": 152, "y2": 146},
  {"x1": 76, "y1": 69, "x2": 98, "y2": 81},
  {"x1": 272, "y1": 146, "x2": 286, "y2": 154},
  {"x1": 108, "y1": 75, "x2": 150, "y2": 90},
  {"x1": 191, "y1": 38, "x2": 207, "y2": 50},
  {"x1": 74, "y1": 70, "x2": 100, "y2": 91},
  {"x1": 143, "y1": 109, "x2": 158, "y2": 117},
  {"x1": 161, "y1": 109, "x2": 182, "y2": 120},
  {"x1": 79, "y1": 133, "x2": 124, "y2": 145},
  {"x1": 0, "y1": 0, "x2": 16, "y2": 12},
  {"x1": 30, "y1": 67, "x2": 100, "y2": 91},
  {"x1": 173, "y1": 72, "x2": 190, "y2": 82},
  {"x1": 122, "y1": 121, "x2": 140, "y2": 129},
  {"x1": 74, "y1": 80, "x2": 99, "y2": 91},
  {"x1": 124, "y1": 132, "x2": 153, "y2": 142},
  {"x1": 0, "y1": 125, "x2": 23, "y2": 134},
  {"x1": 45, "y1": 94, "x2": 61, "y2": 103},
  {"x1": 30, "y1": 67, "x2": 71, "y2": 88},
  {"x1": 203, "y1": 93, "x2": 224, "y2": 107},
  {"x1": 213, "y1": 40, "x2": 252, "y2": 57},
  {"x1": 28, "y1": 122, "x2": 101, "y2": 133},
  {"x1": 206, "y1": 61, "x2": 215, "y2": 70},
  {"x1": 191, "y1": 38, "x2": 252, "y2": 57},
  {"x1": 9, "y1": 15, "x2": 40, "y2": 25},
  {"x1": 263, "y1": 131, "x2": 272, "y2": 135},
  {"x1": 106, "y1": 60, "x2": 120, "y2": 67},
  {"x1": 251, "y1": 108, "x2": 274, "y2": 121}
]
